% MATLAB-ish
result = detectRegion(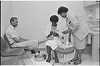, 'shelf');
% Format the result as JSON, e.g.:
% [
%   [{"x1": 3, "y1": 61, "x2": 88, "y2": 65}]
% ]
[
  {"x1": 88, "y1": 20, "x2": 100, "y2": 22},
  {"x1": 88, "y1": 20, "x2": 99, "y2": 33},
  {"x1": 84, "y1": 2, "x2": 100, "y2": 8},
  {"x1": 87, "y1": 21, "x2": 99, "y2": 25}
]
